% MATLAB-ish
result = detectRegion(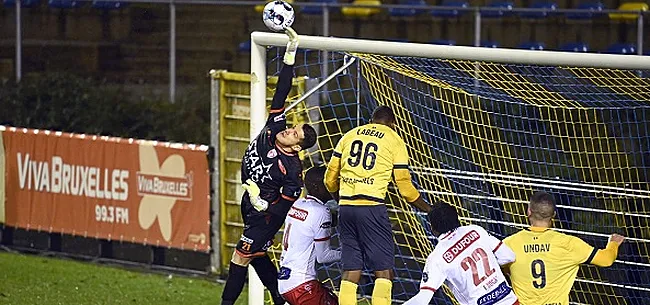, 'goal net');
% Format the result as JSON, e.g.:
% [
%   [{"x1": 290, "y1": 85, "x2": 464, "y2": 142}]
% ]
[{"x1": 251, "y1": 33, "x2": 650, "y2": 305}]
